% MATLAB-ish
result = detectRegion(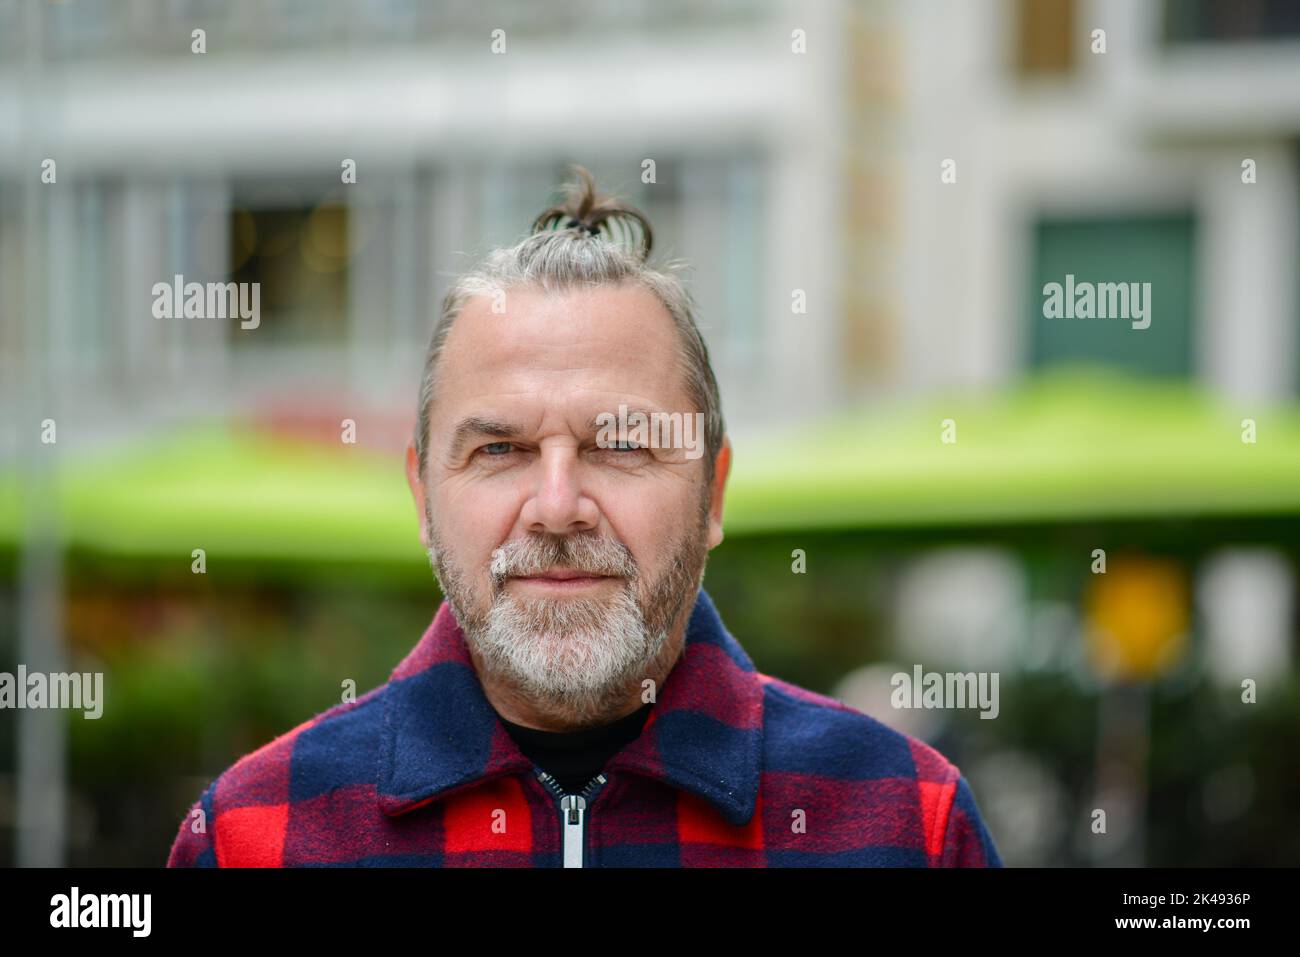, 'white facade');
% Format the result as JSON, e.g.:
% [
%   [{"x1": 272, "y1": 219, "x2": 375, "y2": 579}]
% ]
[{"x1": 0, "y1": 0, "x2": 851, "y2": 457}]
